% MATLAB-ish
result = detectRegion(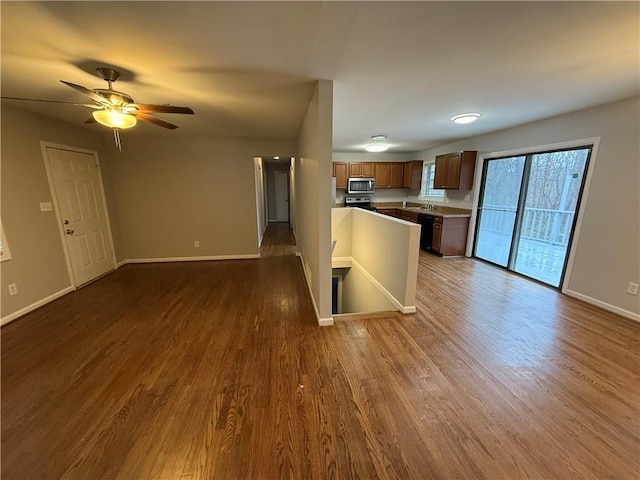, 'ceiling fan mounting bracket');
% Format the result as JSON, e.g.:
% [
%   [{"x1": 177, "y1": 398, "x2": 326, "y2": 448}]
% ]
[{"x1": 96, "y1": 68, "x2": 120, "y2": 84}]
